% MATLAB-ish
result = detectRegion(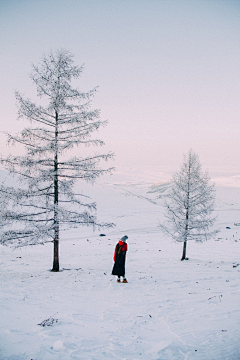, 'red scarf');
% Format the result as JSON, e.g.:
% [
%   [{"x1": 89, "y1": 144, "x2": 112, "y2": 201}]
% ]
[{"x1": 114, "y1": 241, "x2": 128, "y2": 261}]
